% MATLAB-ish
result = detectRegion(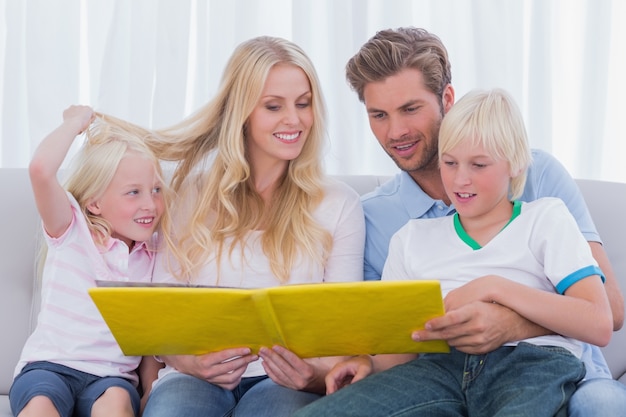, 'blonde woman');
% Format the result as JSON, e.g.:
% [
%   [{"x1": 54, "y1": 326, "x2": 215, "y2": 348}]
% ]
[{"x1": 141, "y1": 36, "x2": 365, "y2": 417}]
